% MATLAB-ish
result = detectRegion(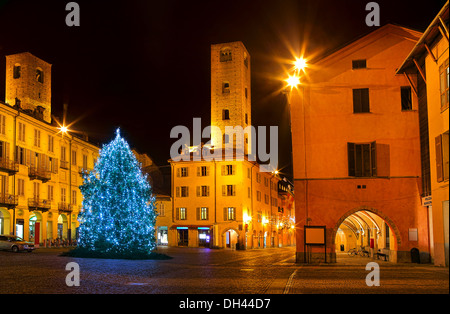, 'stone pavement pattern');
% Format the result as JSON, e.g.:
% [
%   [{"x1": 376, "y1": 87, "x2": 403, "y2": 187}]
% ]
[{"x1": 0, "y1": 247, "x2": 448, "y2": 294}]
